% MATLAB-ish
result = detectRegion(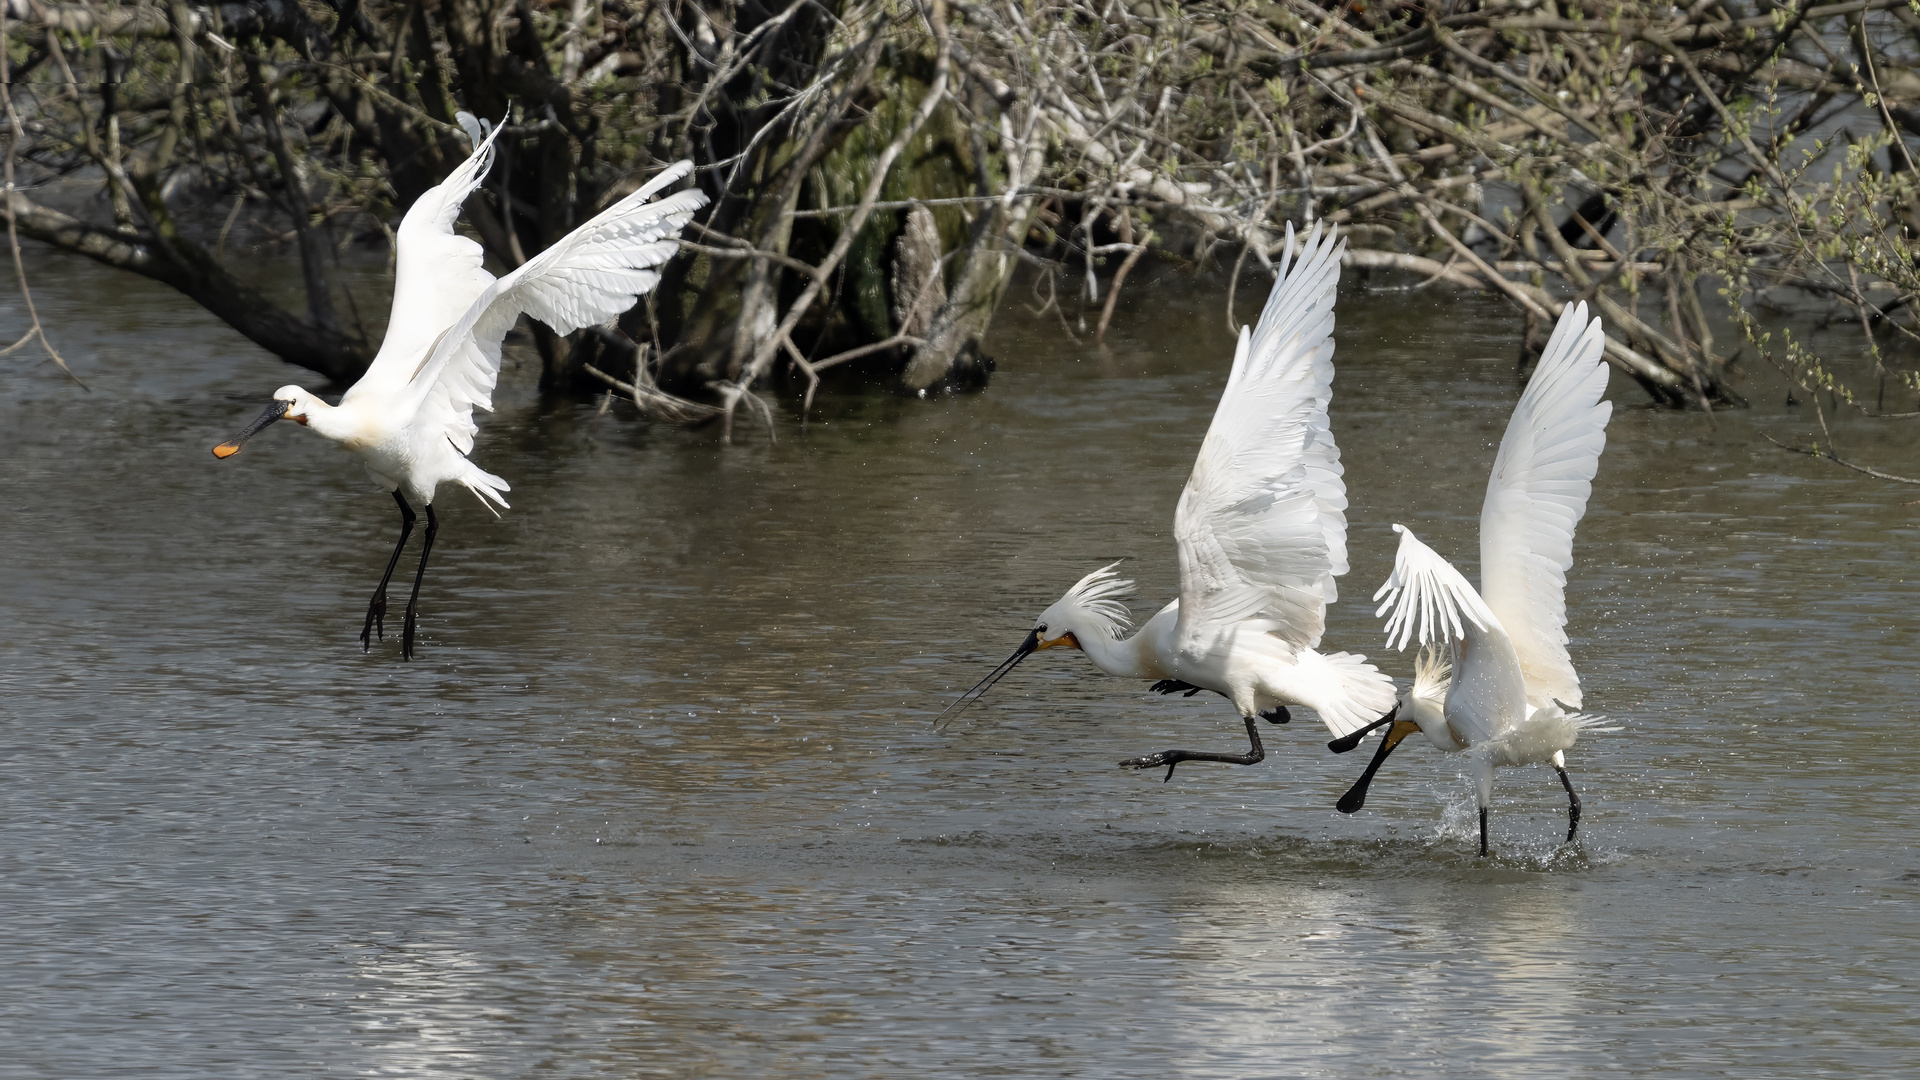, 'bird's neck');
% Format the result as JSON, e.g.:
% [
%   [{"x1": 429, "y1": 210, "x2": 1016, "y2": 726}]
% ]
[
  {"x1": 1404, "y1": 692, "x2": 1464, "y2": 752},
  {"x1": 1076, "y1": 625, "x2": 1162, "y2": 681},
  {"x1": 299, "y1": 398, "x2": 358, "y2": 444}
]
